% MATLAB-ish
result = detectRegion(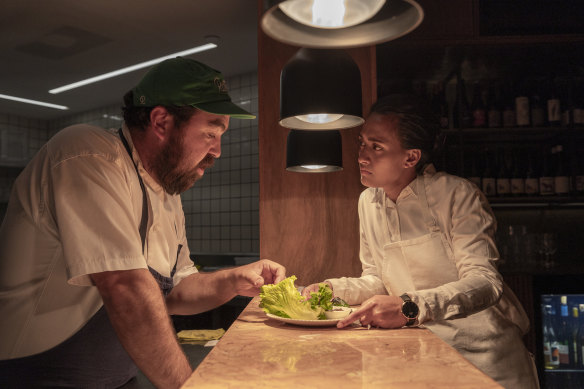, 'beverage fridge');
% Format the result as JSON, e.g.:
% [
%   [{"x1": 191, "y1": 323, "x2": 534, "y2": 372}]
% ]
[{"x1": 533, "y1": 275, "x2": 584, "y2": 388}]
